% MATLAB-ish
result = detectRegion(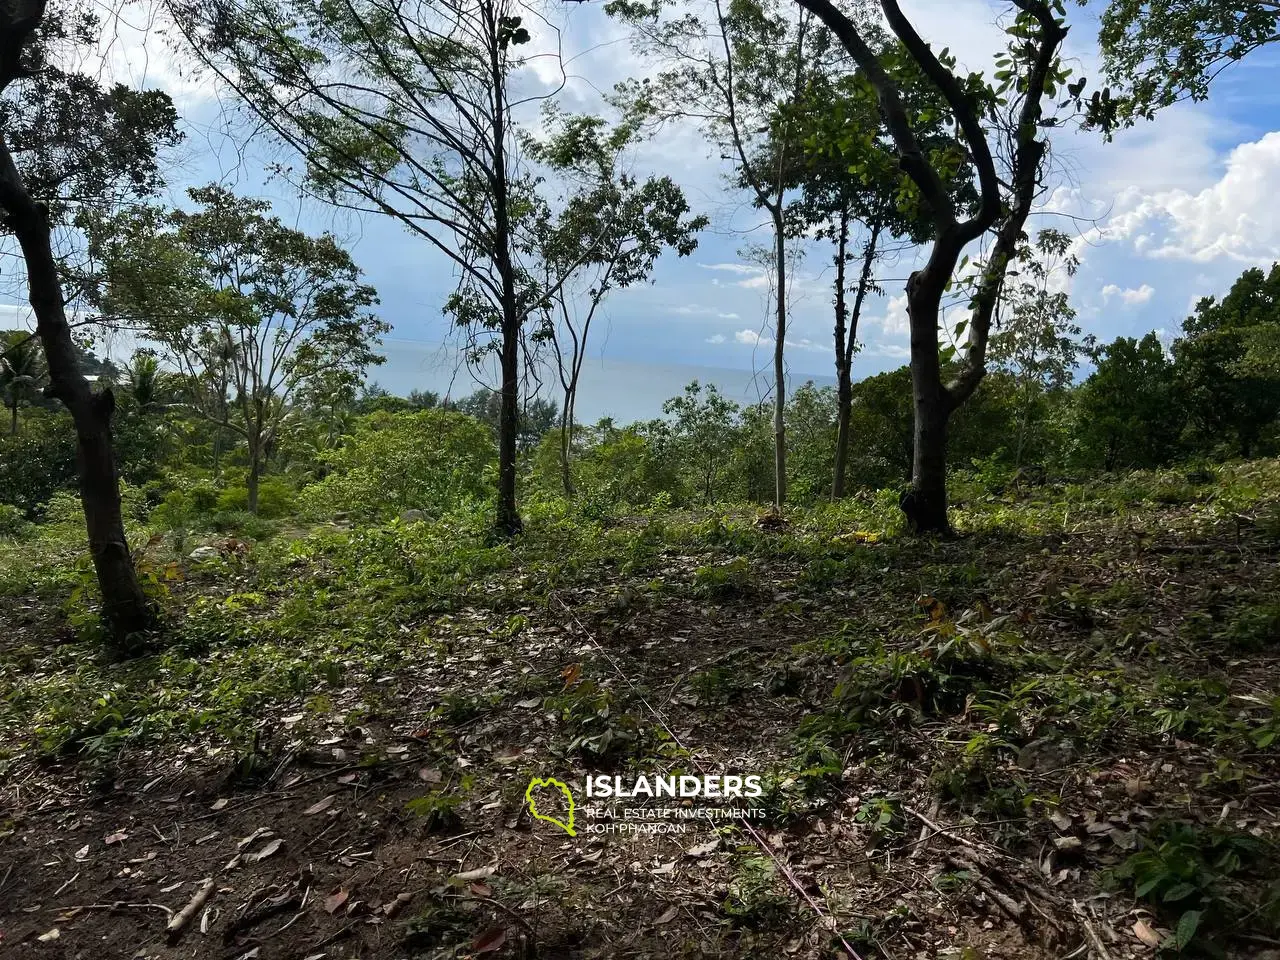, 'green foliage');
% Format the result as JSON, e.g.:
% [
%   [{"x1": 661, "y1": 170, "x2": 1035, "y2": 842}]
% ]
[
  {"x1": 299, "y1": 410, "x2": 497, "y2": 521},
  {"x1": 1174, "y1": 263, "x2": 1280, "y2": 458},
  {"x1": 1098, "y1": 0, "x2": 1280, "y2": 119},
  {"x1": 1073, "y1": 332, "x2": 1182, "y2": 470},
  {"x1": 1112, "y1": 821, "x2": 1279, "y2": 953}
]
